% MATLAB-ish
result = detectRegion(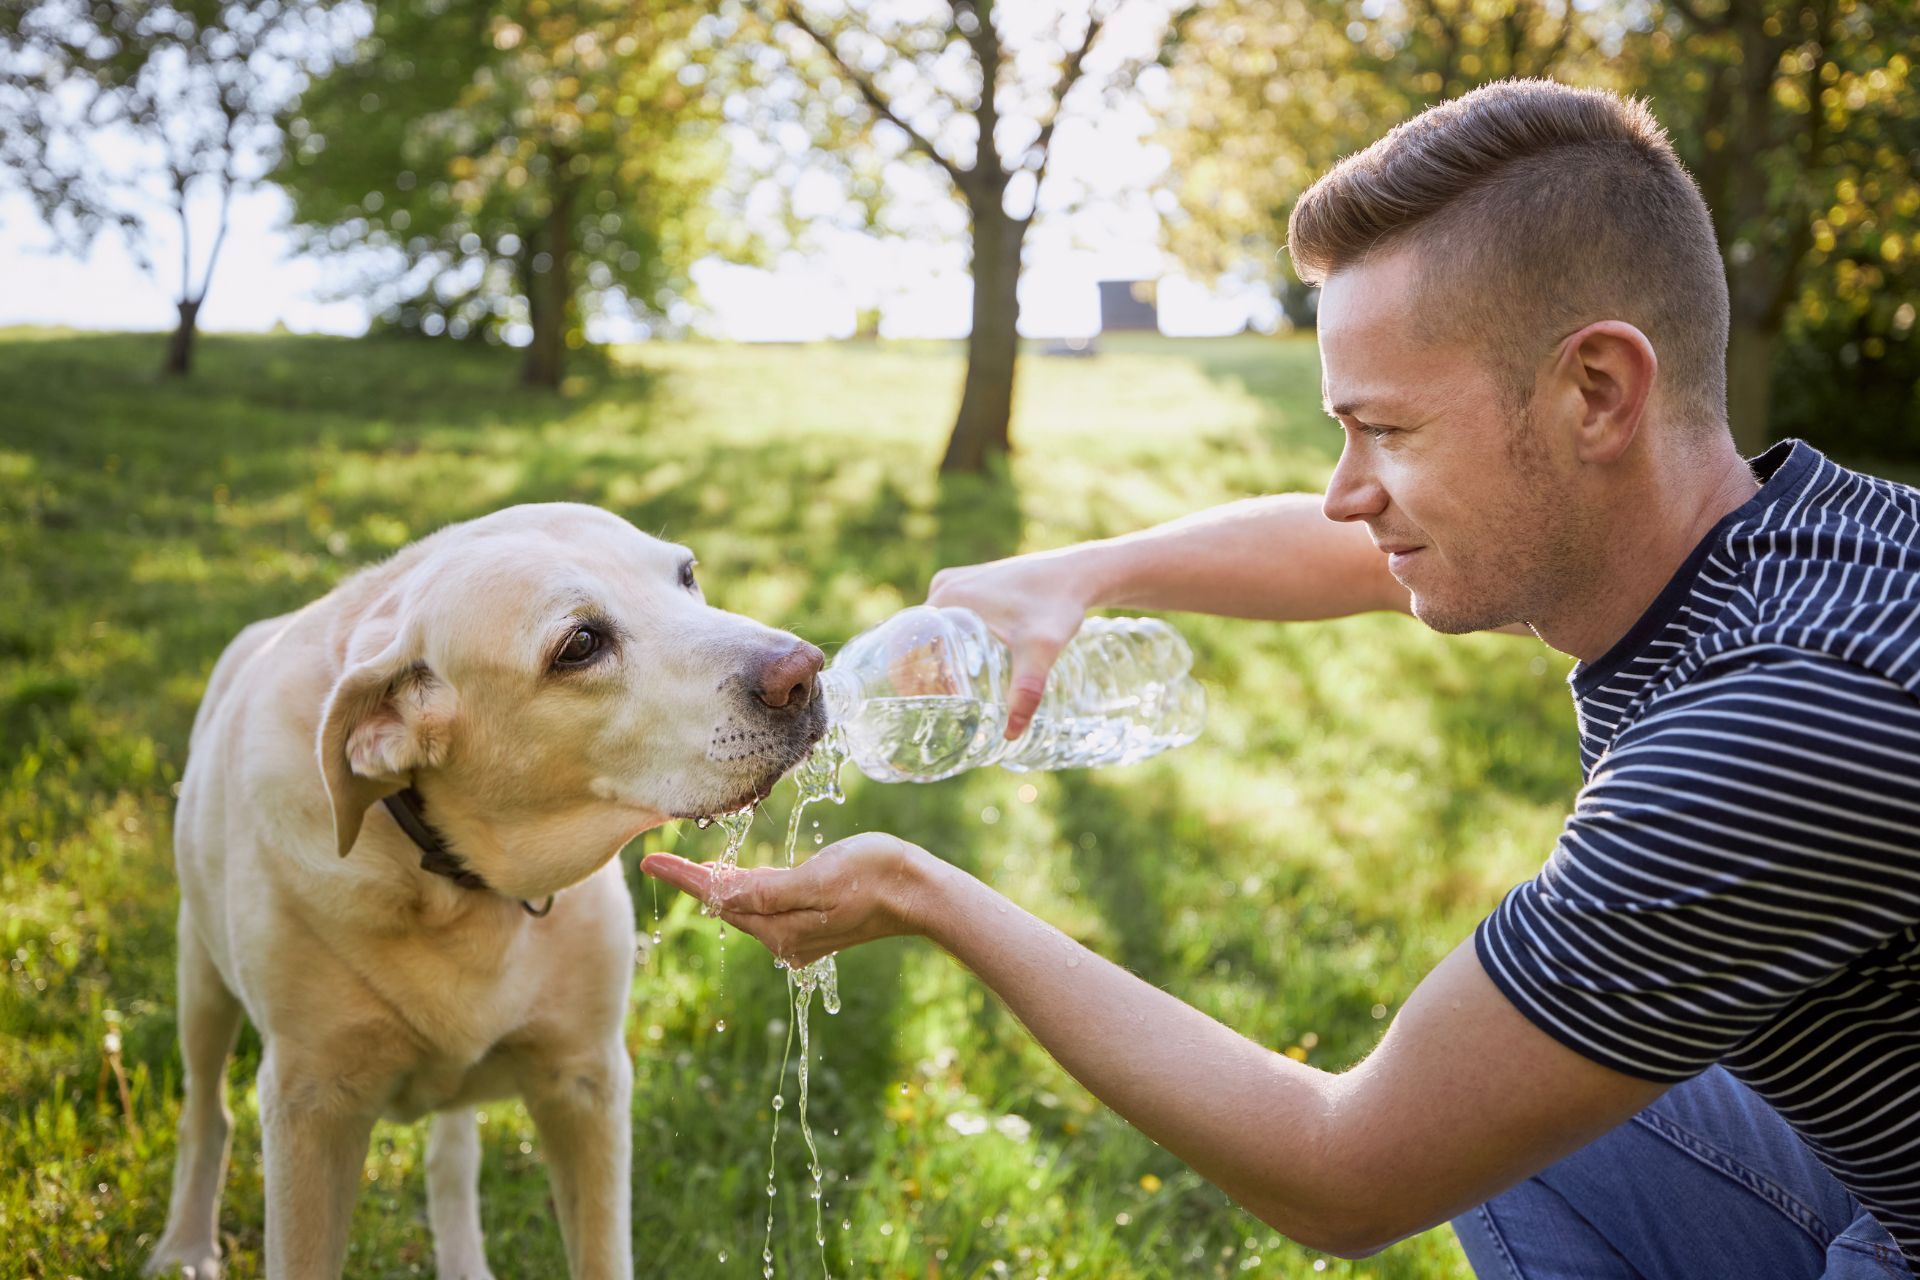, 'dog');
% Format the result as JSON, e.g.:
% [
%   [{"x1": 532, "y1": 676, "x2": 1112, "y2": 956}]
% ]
[{"x1": 144, "y1": 503, "x2": 827, "y2": 1279}]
